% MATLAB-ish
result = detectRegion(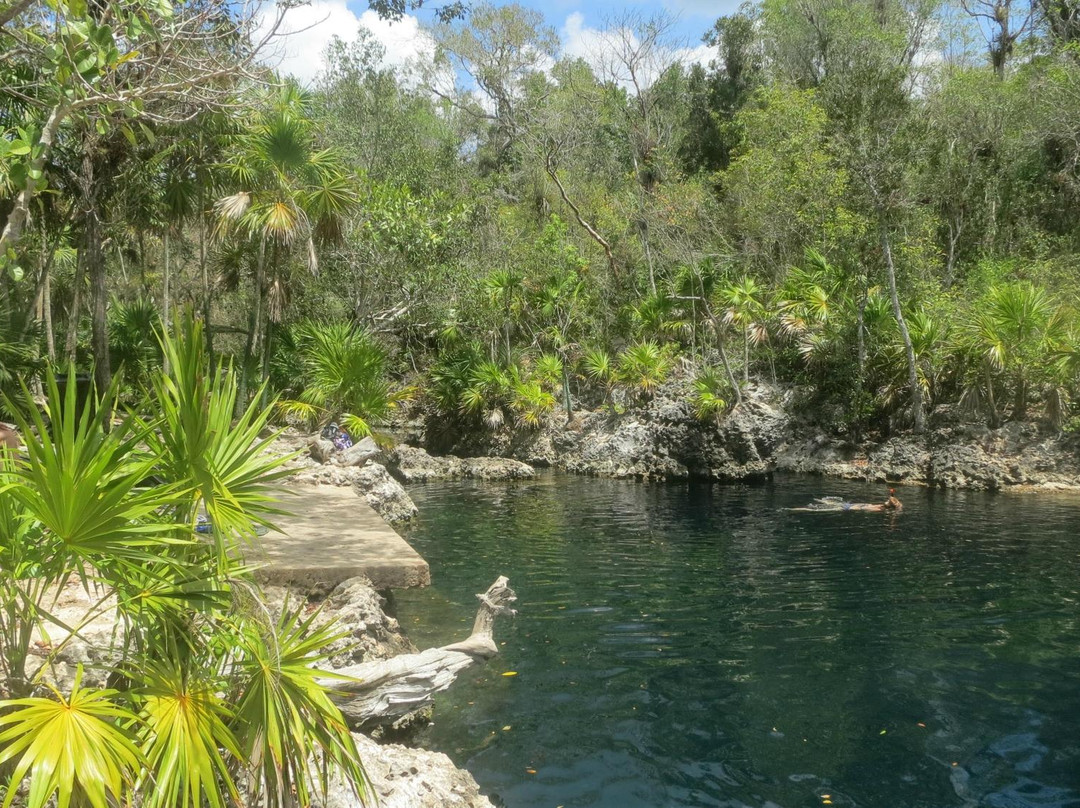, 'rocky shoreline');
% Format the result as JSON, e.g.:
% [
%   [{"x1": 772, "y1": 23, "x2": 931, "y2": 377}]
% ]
[
  {"x1": 387, "y1": 381, "x2": 1080, "y2": 493},
  {"x1": 37, "y1": 572, "x2": 496, "y2": 808},
  {"x1": 241, "y1": 392, "x2": 1080, "y2": 808}
]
